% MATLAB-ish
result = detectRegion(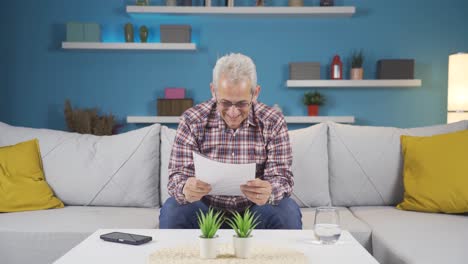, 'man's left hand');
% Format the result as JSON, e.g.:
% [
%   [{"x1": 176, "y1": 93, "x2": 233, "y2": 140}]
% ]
[{"x1": 240, "y1": 179, "x2": 272, "y2": 205}]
